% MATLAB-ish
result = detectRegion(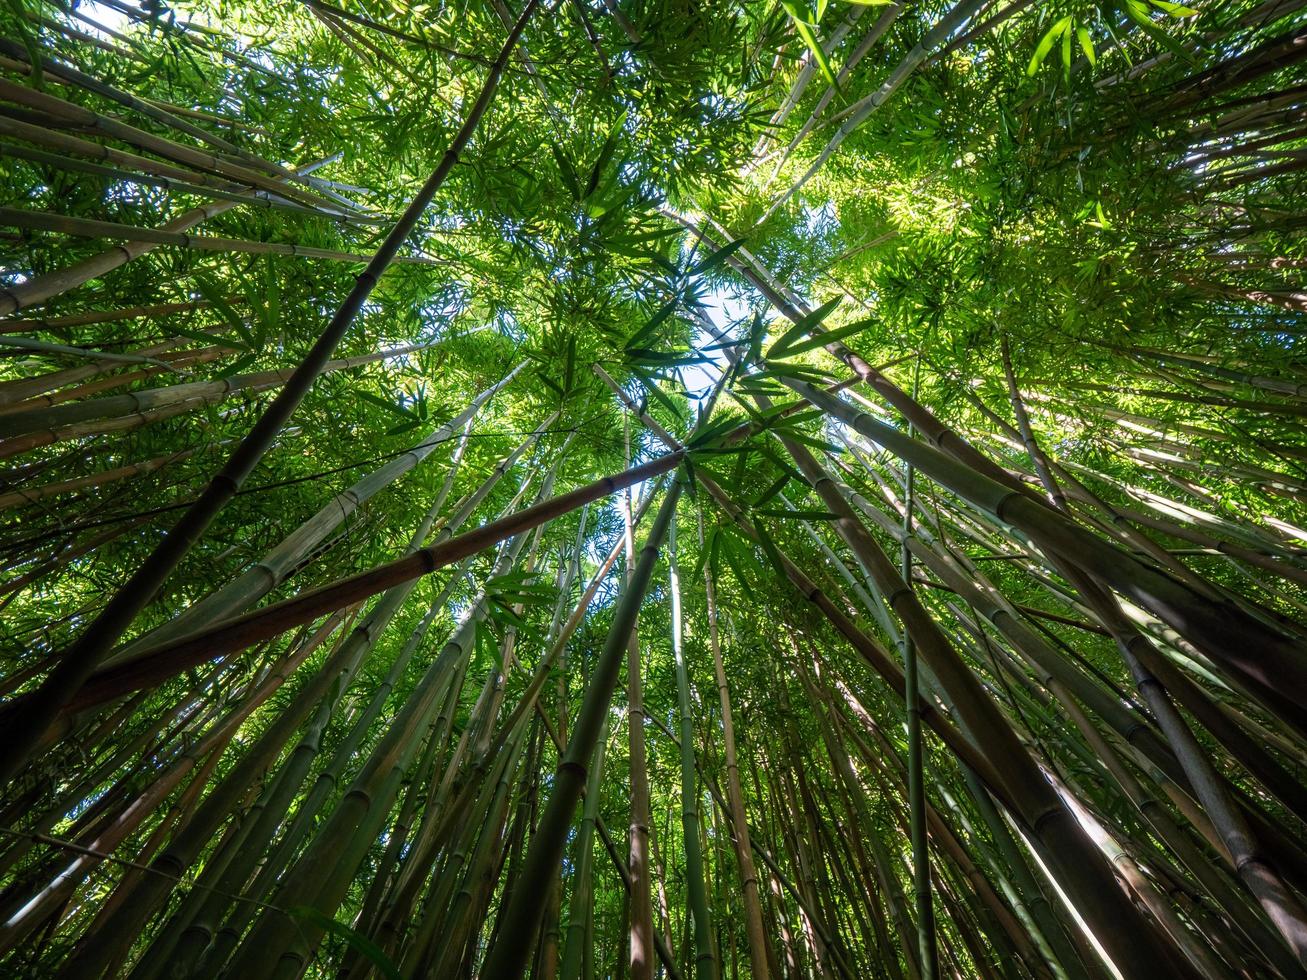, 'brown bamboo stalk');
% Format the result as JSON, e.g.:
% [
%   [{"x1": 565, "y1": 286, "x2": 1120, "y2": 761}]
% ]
[{"x1": 0, "y1": 207, "x2": 436, "y2": 265}]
